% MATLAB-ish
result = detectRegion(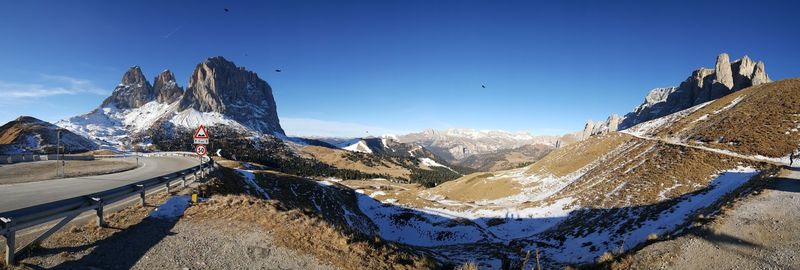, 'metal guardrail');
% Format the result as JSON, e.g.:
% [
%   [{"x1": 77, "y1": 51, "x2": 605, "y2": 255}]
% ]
[{"x1": 0, "y1": 152, "x2": 216, "y2": 265}]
